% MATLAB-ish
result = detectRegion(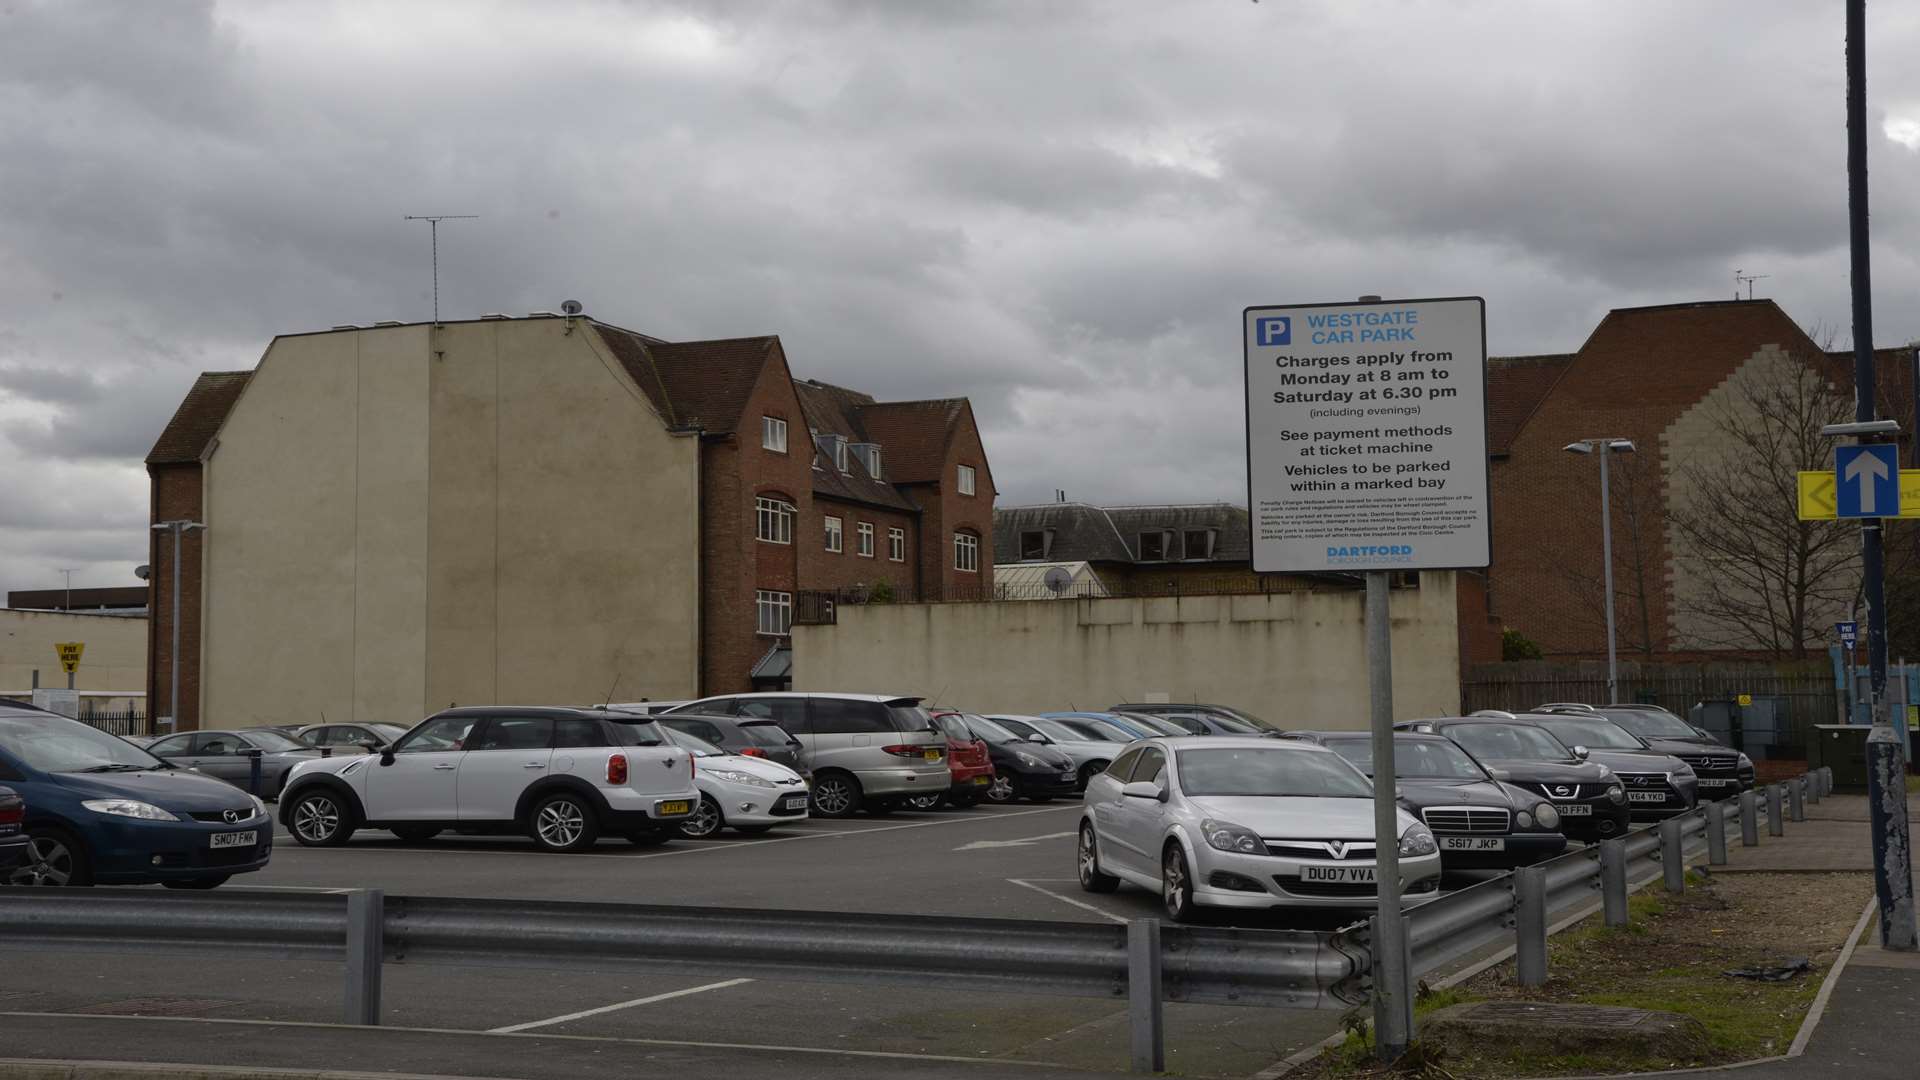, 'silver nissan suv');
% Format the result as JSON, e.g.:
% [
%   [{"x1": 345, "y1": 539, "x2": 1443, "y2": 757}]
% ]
[{"x1": 666, "y1": 693, "x2": 946, "y2": 818}]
